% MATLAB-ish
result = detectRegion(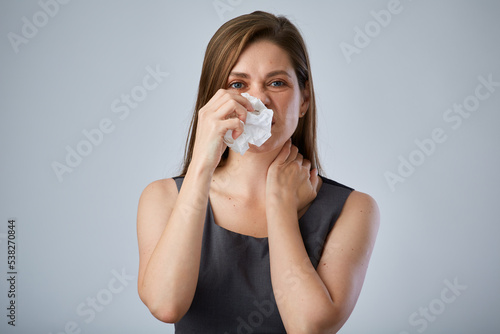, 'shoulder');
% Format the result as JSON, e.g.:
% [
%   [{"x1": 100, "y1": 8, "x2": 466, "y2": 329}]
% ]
[
  {"x1": 319, "y1": 176, "x2": 380, "y2": 241},
  {"x1": 140, "y1": 177, "x2": 180, "y2": 198},
  {"x1": 138, "y1": 178, "x2": 181, "y2": 216},
  {"x1": 319, "y1": 175, "x2": 354, "y2": 192},
  {"x1": 137, "y1": 178, "x2": 181, "y2": 247},
  {"x1": 343, "y1": 190, "x2": 379, "y2": 221},
  {"x1": 319, "y1": 176, "x2": 377, "y2": 221},
  {"x1": 317, "y1": 176, "x2": 355, "y2": 208},
  {"x1": 335, "y1": 190, "x2": 380, "y2": 241}
]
